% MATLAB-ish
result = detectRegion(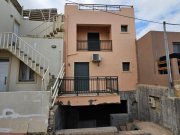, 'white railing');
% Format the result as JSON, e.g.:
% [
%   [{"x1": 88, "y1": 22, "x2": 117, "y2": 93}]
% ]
[
  {"x1": 0, "y1": 32, "x2": 49, "y2": 77},
  {"x1": 51, "y1": 63, "x2": 65, "y2": 108},
  {"x1": 27, "y1": 14, "x2": 63, "y2": 37},
  {"x1": 41, "y1": 67, "x2": 50, "y2": 91}
]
